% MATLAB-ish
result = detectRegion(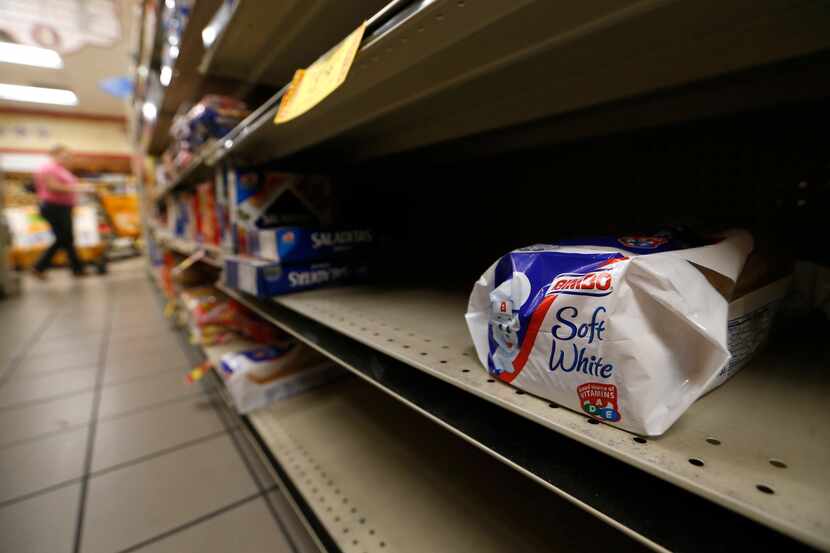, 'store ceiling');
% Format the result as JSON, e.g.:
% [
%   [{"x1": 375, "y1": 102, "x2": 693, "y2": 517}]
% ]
[{"x1": 0, "y1": 0, "x2": 135, "y2": 118}]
